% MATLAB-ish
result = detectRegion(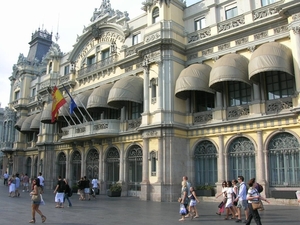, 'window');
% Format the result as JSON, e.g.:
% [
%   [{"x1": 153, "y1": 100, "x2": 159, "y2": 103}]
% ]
[
  {"x1": 268, "y1": 133, "x2": 300, "y2": 186},
  {"x1": 31, "y1": 88, "x2": 36, "y2": 97},
  {"x1": 228, "y1": 137, "x2": 256, "y2": 183},
  {"x1": 195, "y1": 17, "x2": 206, "y2": 31},
  {"x1": 106, "y1": 147, "x2": 120, "y2": 189},
  {"x1": 57, "y1": 152, "x2": 66, "y2": 179},
  {"x1": 266, "y1": 71, "x2": 294, "y2": 100},
  {"x1": 71, "y1": 151, "x2": 81, "y2": 181},
  {"x1": 261, "y1": 0, "x2": 277, "y2": 6},
  {"x1": 152, "y1": 7, "x2": 160, "y2": 24},
  {"x1": 132, "y1": 33, "x2": 141, "y2": 45},
  {"x1": 48, "y1": 62, "x2": 52, "y2": 73},
  {"x1": 228, "y1": 81, "x2": 251, "y2": 106},
  {"x1": 150, "y1": 78, "x2": 157, "y2": 104},
  {"x1": 127, "y1": 145, "x2": 143, "y2": 191},
  {"x1": 130, "y1": 102, "x2": 143, "y2": 120},
  {"x1": 14, "y1": 91, "x2": 20, "y2": 100},
  {"x1": 101, "y1": 49, "x2": 110, "y2": 60},
  {"x1": 86, "y1": 149, "x2": 99, "y2": 180},
  {"x1": 194, "y1": 140, "x2": 218, "y2": 186},
  {"x1": 64, "y1": 65, "x2": 70, "y2": 75},
  {"x1": 150, "y1": 151, "x2": 157, "y2": 176},
  {"x1": 225, "y1": 4, "x2": 238, "y2": 19},
  {"x1": 195, "y1": 91, "x2": 215, "y2": 112},
  {"x1": 87, "y1": 55, "x2": 96, "y2": 65}
]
